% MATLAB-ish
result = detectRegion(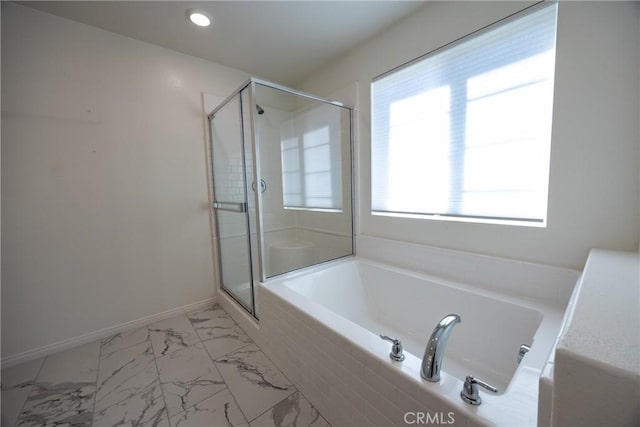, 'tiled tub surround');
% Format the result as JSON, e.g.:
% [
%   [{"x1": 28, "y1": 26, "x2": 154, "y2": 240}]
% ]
[
  {"x1": 1, "y1": 306, "x2": 330, "y2": 427},
  {"x1": 256, "y1": 254, "x2": 579, "y2": 427}
]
